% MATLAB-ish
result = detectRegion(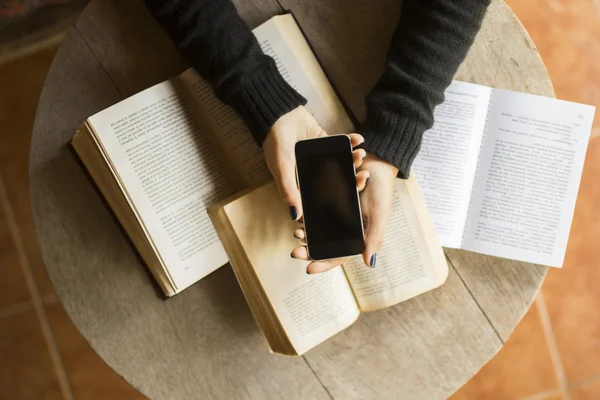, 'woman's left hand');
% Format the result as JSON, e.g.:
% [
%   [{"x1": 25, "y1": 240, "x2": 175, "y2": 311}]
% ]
[{"x1": 292, "y1": 153, "x2": 398, "y2": 273}]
